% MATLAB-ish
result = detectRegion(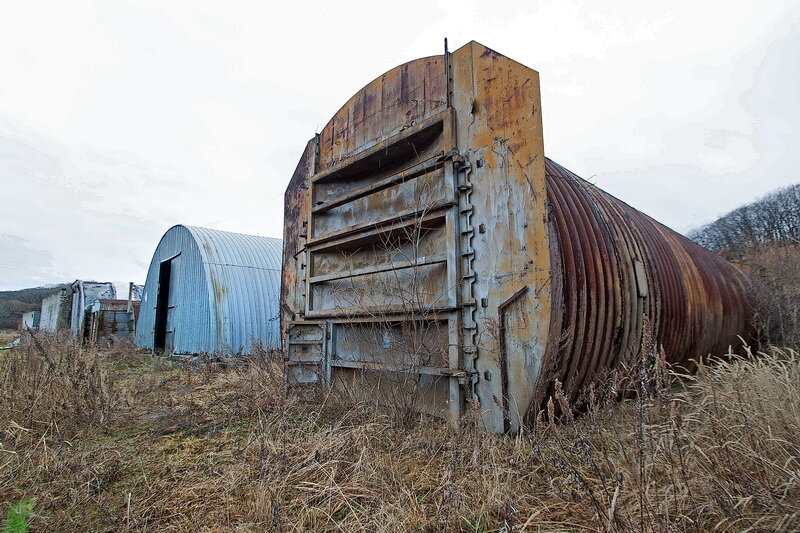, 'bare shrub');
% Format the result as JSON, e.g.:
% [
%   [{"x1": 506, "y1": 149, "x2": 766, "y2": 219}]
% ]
[
  {"x1": 0, "y1": 331, "x2": 126, "y2": 445},
  {"x1": 746, "y1": 243, "x2": 800, "y2": 348},
  {"x1": 322, "y1": 191, "x2": 458, "y2": 429},
  {"x1": 529, "y1": 345, "x2": 800, "y2": 532}
]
